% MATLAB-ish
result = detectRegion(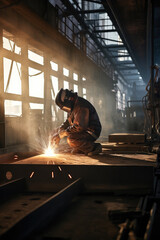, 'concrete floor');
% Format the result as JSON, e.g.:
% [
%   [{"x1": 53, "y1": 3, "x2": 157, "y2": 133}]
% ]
[{"x1": 33, "y1": 194, "x2": 139, "y2": 240}]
